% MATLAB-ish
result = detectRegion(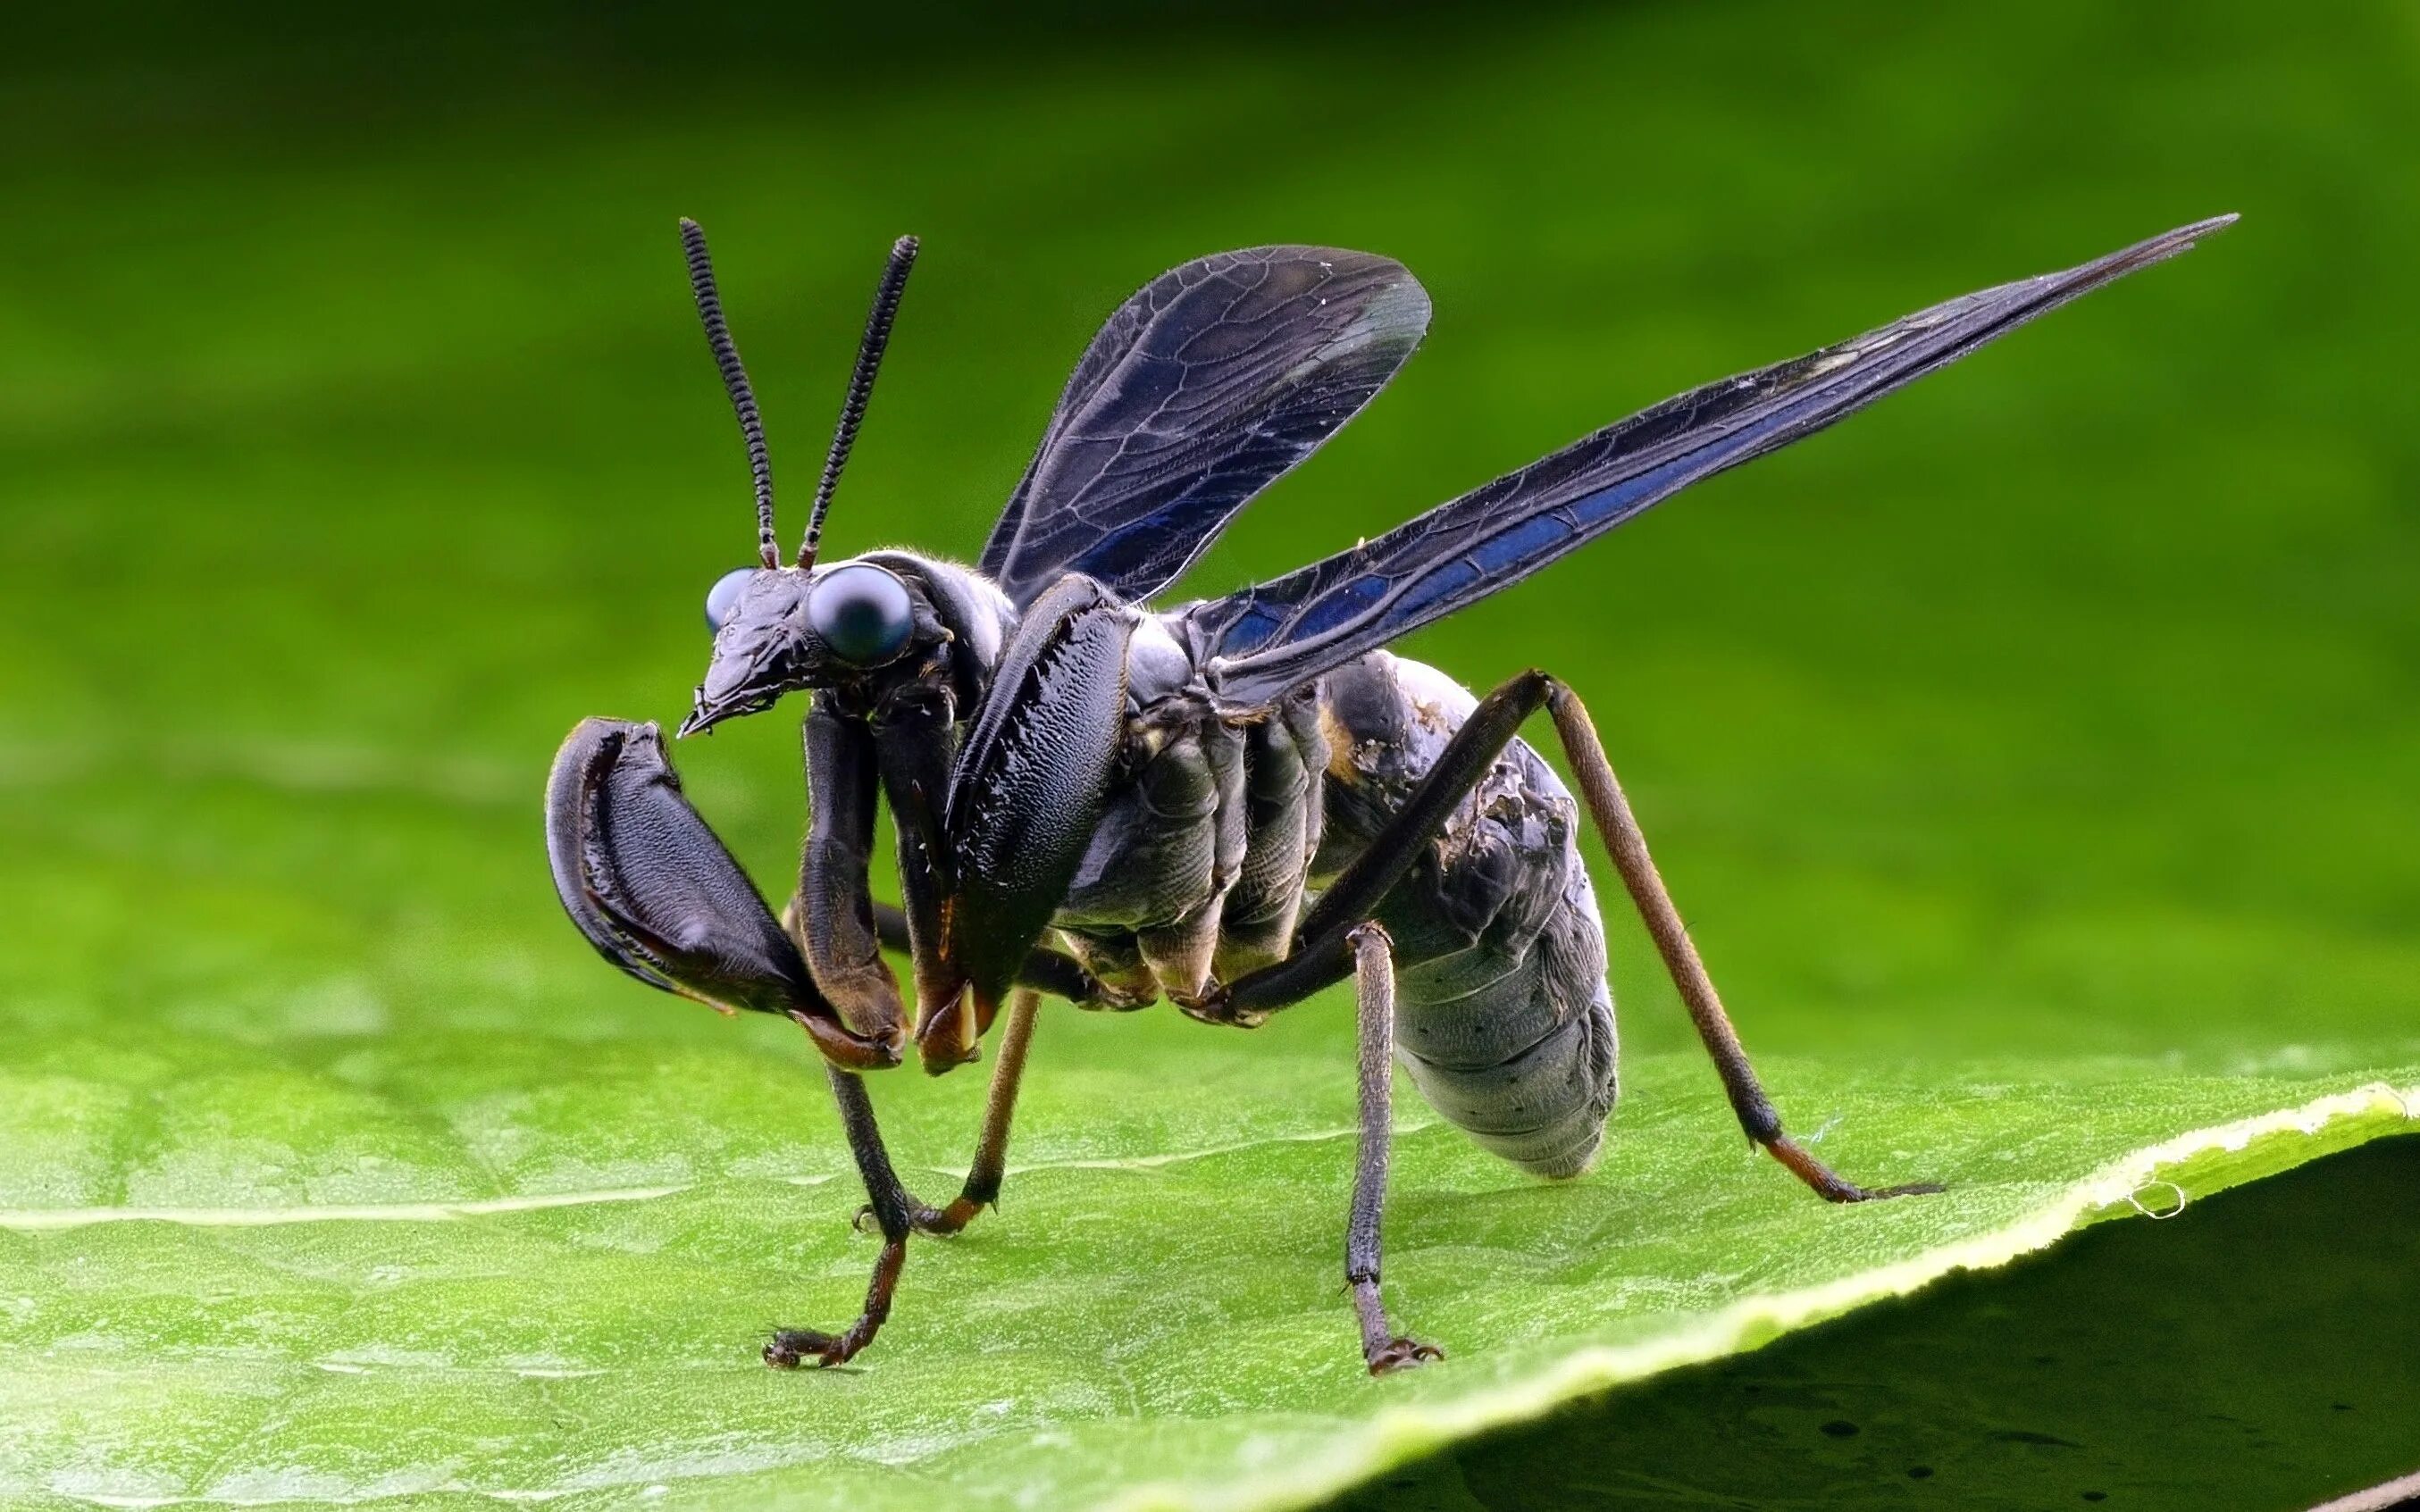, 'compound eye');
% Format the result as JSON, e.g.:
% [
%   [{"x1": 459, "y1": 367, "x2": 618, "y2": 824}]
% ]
[
  {"x1": 807, "y1": 563, "x2": 915, "y2": 667},
  {"x1": 704, "y1": 567, "x2": 756, "y2": 632}
]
